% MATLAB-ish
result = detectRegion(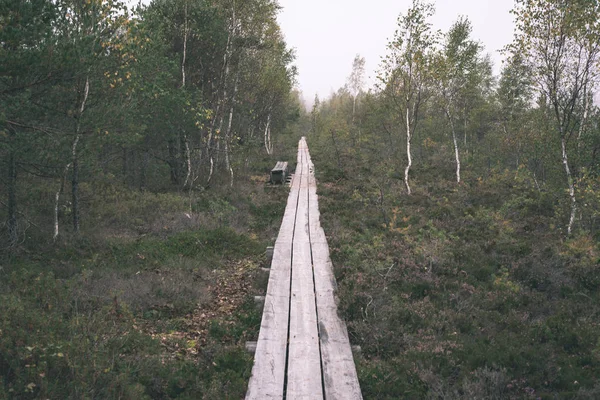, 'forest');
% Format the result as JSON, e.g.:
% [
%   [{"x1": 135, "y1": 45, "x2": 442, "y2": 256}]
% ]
[{"x1": 1, "y1": 0, "x2": 600, "y2": 398}]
